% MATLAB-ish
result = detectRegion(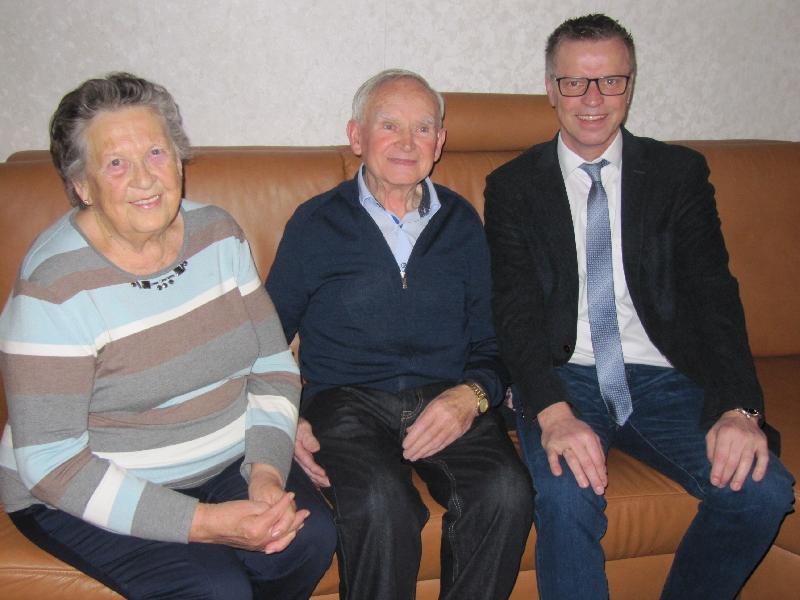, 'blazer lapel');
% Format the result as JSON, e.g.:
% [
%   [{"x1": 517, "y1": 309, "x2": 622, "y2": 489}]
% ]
[
  {"x1": 525, "y1": 138, "x2": 579, "y2": 292},
  {"x1": 620, "y1": 129, "x2": 649, "y2": 302}
]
